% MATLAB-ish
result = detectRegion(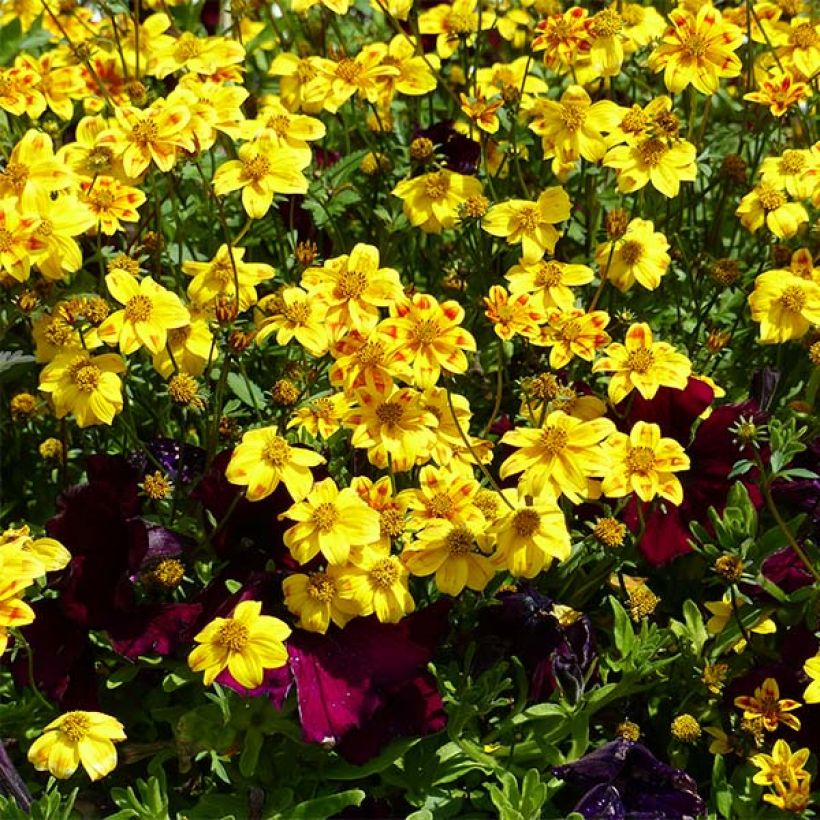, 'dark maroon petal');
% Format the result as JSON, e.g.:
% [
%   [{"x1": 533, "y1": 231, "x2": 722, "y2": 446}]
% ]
[
  {"x1": 415, "y1": 121, "x2": 480, "y2": 174},
  {"x1": 631, "y1": 501, "x2": 693, "y2": 566},
  {"x1": 623, "y1": 378, "x2": 714, "y2": 443},
  {"x1": 761, "y1": 546, "x2": 814, "y2": 593},
  {"x1": 216, "y1": 664, "x2": 294, "y2": 709},
  {"x1": 108, "y1": 603, "x2": 203, "y2": 659}
]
